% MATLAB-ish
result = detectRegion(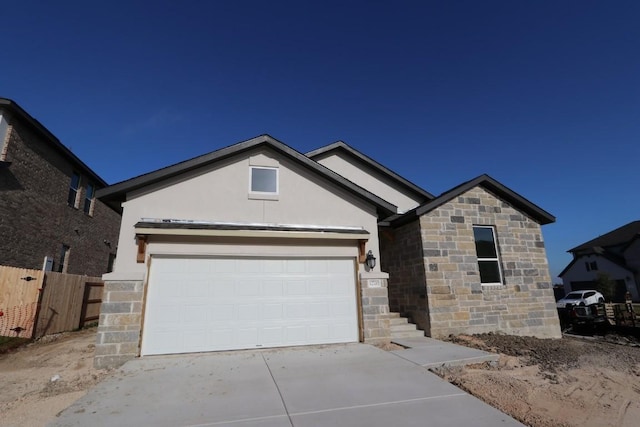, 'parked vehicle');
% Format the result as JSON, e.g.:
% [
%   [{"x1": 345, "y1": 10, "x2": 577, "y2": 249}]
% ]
[
  {"x1": 570, "y1": 303, "x2": 608, "y2": 331},
  {"x1": 556, "y1": 290, "x2": 604, "y2": 309}
]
